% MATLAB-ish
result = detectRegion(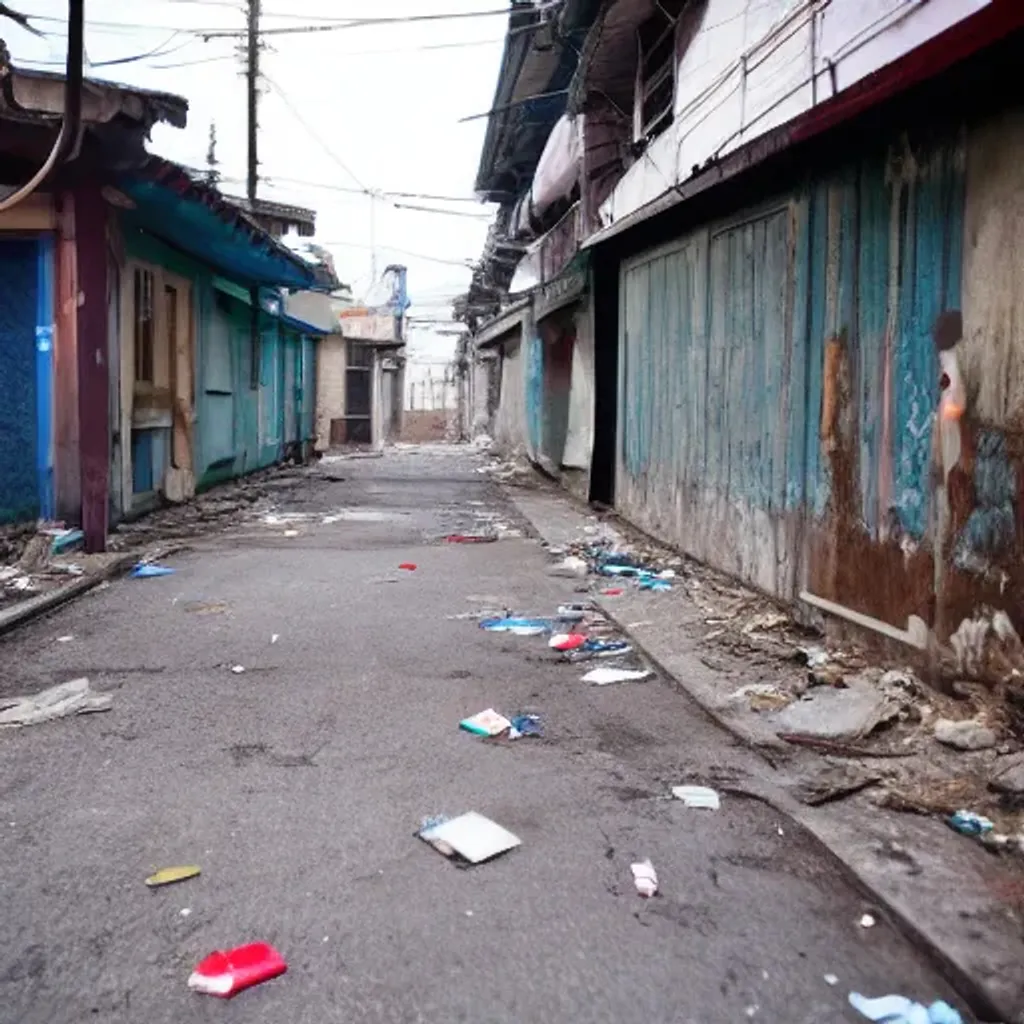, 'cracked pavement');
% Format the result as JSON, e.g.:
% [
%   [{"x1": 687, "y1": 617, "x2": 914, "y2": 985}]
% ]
[{"x1": 0, "y1": 446, "x2": 968, "y2": 1023}]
